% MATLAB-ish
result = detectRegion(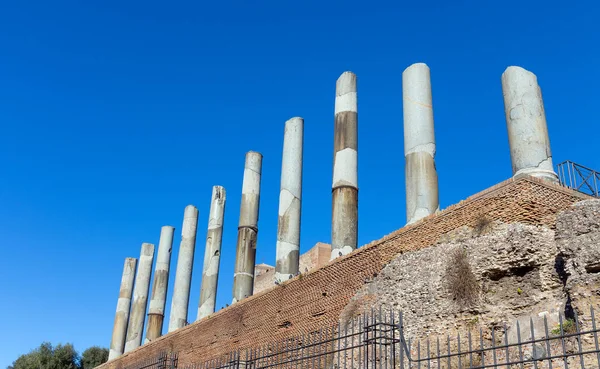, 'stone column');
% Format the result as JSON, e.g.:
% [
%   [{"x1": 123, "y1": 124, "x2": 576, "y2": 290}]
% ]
[
  {"x1": 124, "y1": 243, "x2": 155, "y2": 353},
  {"x1": 197, "y1": 186, "x2": 226, "y2": 320},
  {"x1": 145, "y1": 226, "x2": 174, "y2": 342},
  {"x1": 232, "y1": 151, "x2": 262, "y2": 303},
  {"x1": 402, "y1": 63, "x2": 440, "y2": 225},
  {"x1": 168, "y1": 205, "x2": 199, "y2": 332},
  {"x1": 501, "y1": 66, "x2": 558, "y2": 183},
  {"x1": 108, "y1": 257, "x2": 137, "y2": 360},
  {"x1": 275, "y1": 117, "x2": 303, "y2": 283},
  {"x1": 331, "y1": 71, "x2": 358, "y2": 260}
]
